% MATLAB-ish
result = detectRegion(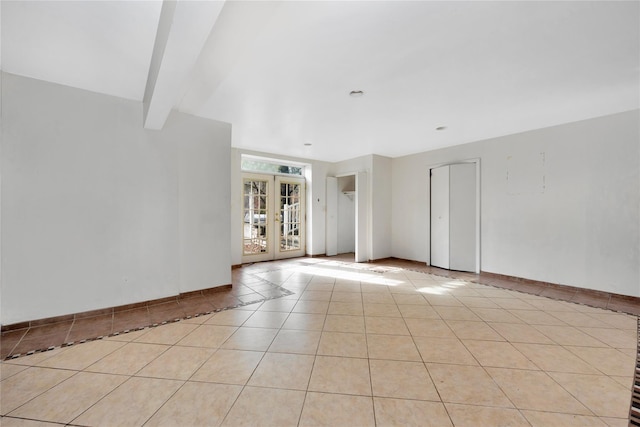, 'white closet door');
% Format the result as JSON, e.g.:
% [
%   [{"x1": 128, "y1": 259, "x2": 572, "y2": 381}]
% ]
[
  {"x1": 430, "y1": 166, "x2": 450, "y2": 269},
  {"x1": 449, "y1": 163, "x2": 477, "y2": 272},
  {"x1": 326, "y1": 177, "x2": 338, "y2": 257}
]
